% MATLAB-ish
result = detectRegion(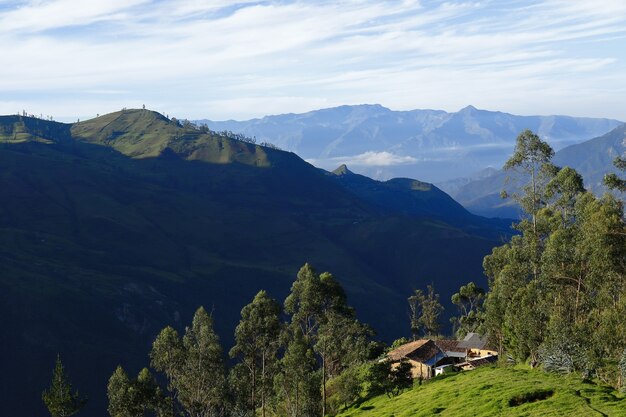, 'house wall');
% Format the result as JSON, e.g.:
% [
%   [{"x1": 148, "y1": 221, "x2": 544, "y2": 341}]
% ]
[
  {"x1": 396, "y1": 359, "x2": 431, "y2": 380},
  {"x1": 468, "y1": 348, "x2": 498, "y2": 358}
]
